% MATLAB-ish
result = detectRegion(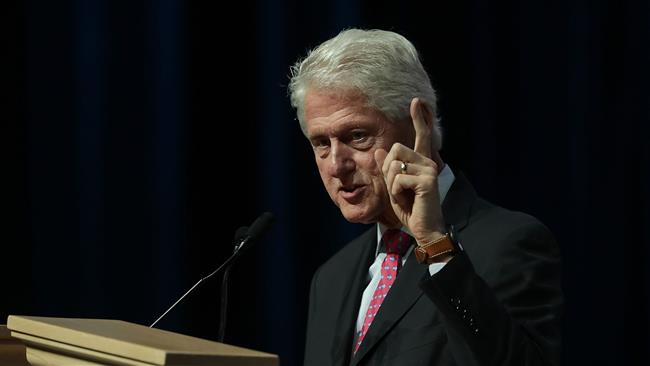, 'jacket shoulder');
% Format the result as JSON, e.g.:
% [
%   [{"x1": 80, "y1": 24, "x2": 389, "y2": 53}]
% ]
[
  {"x1": 469, "y1": 198, "x2": 556, "y2": 242},
  {"x1": 312, "y1": 227, "x2": 375, "y2": 282}
]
